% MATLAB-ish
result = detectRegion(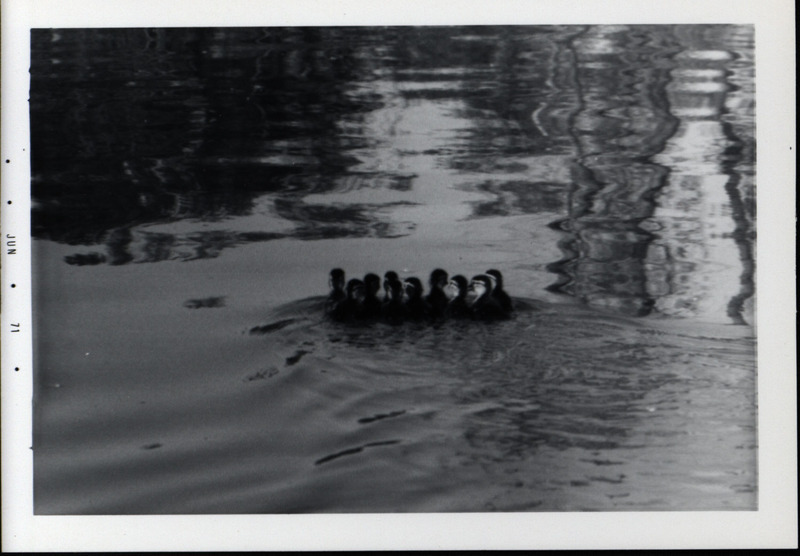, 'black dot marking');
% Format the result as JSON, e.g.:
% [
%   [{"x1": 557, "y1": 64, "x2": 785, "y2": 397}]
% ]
[
  {"x1": 4, "y1": 160, "x2": 9, "y2": 163},
  {"x1": 11, "y1": 284, "x2": 16, "y2": 288},
  {"x1": 6, "y1": 200, "x2": 11, "y2": 204},
  {"x1": 15, "y1": 367, "x2": 20, "y2": 371}
]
